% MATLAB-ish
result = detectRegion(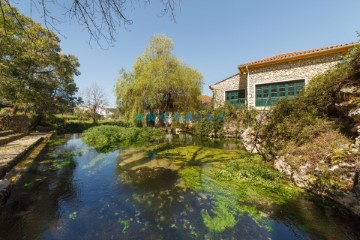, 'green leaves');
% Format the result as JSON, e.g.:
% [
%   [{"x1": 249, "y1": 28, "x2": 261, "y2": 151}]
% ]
[
  {"x1": 116, "y1": 34, "x2": 203, "y2": 120},
  {"x1": 82, "y1": 125, "x2": 164, "y2": 152},
  {"x1": 0, "y1": 3, "x2": 79, "y2": 116}
]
